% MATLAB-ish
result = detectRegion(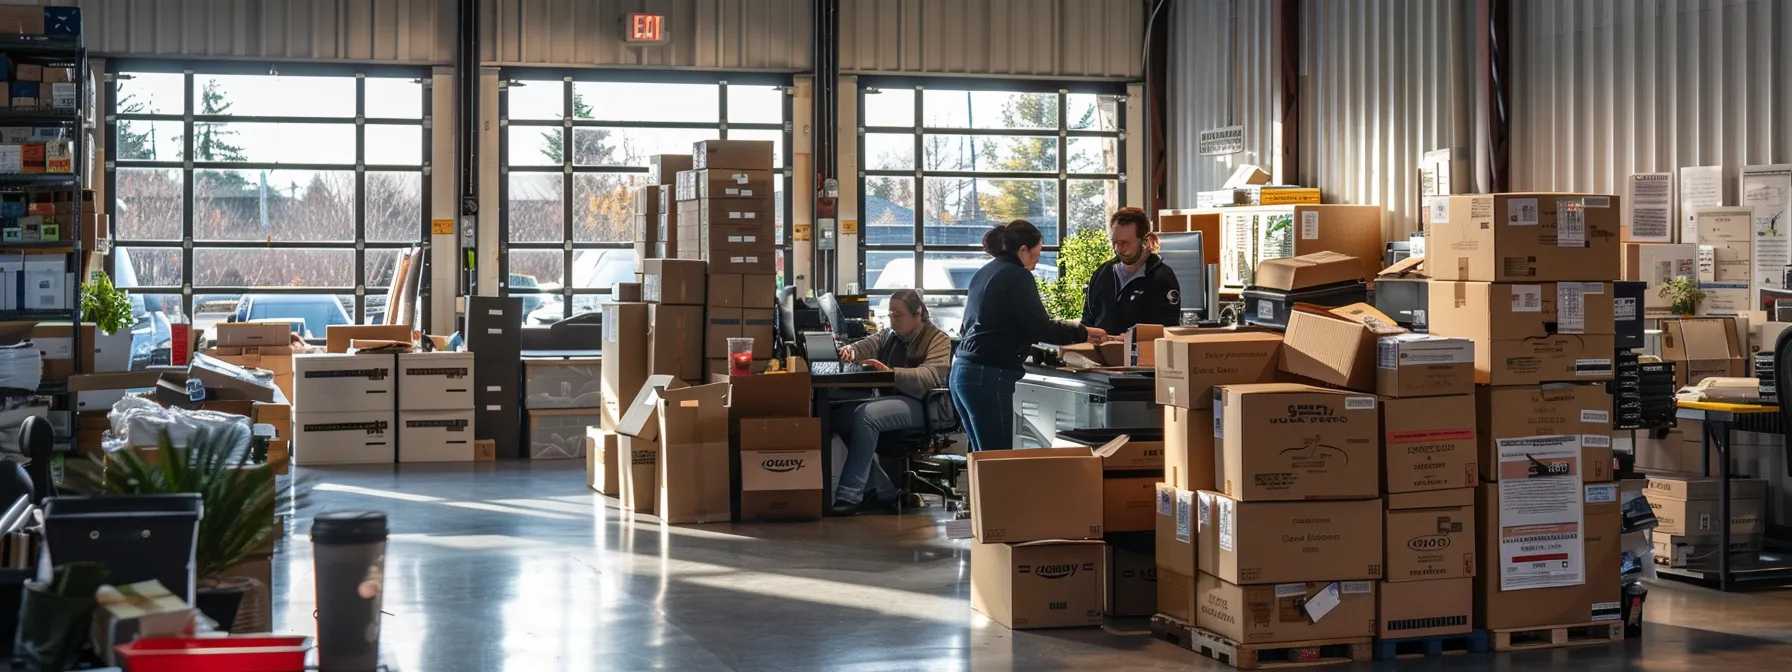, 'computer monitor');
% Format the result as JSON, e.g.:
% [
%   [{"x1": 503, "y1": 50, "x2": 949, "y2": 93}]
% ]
[
  {"x1": 1156, "y1": 230, "x2": 1208, "y2": 317},
  {"x1": 819, "y1": 293, "x2": 845, "y2": 334},
  {"x1": 778, "y1": 286, "x2": 799, "y2": 343}
]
